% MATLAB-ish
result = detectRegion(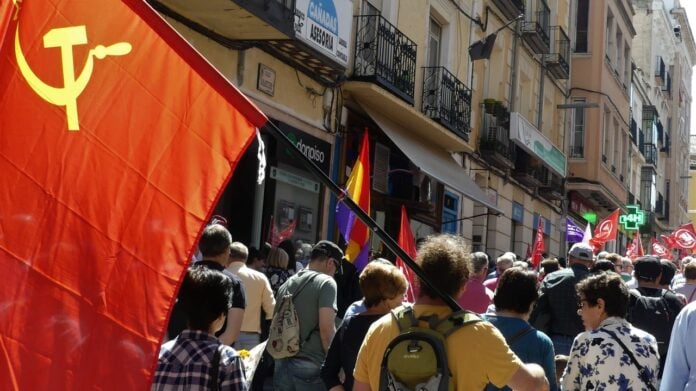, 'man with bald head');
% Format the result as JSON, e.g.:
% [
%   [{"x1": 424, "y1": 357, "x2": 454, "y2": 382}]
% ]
[{"x1": 484, "y1": 252, "x2": 516, "y2": 292}]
